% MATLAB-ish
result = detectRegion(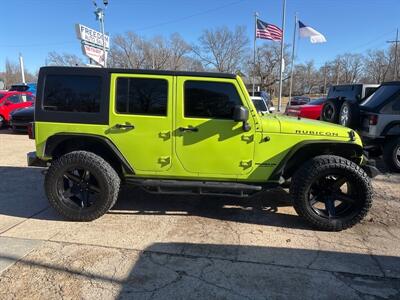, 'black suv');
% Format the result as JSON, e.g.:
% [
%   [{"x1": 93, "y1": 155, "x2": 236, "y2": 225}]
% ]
[
  {"x1": 338, "y1": 82, "x2": 400, "y2": 172},
  {"x1": 321, "y1": 84, "x2": 379, "y2": 123}
]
